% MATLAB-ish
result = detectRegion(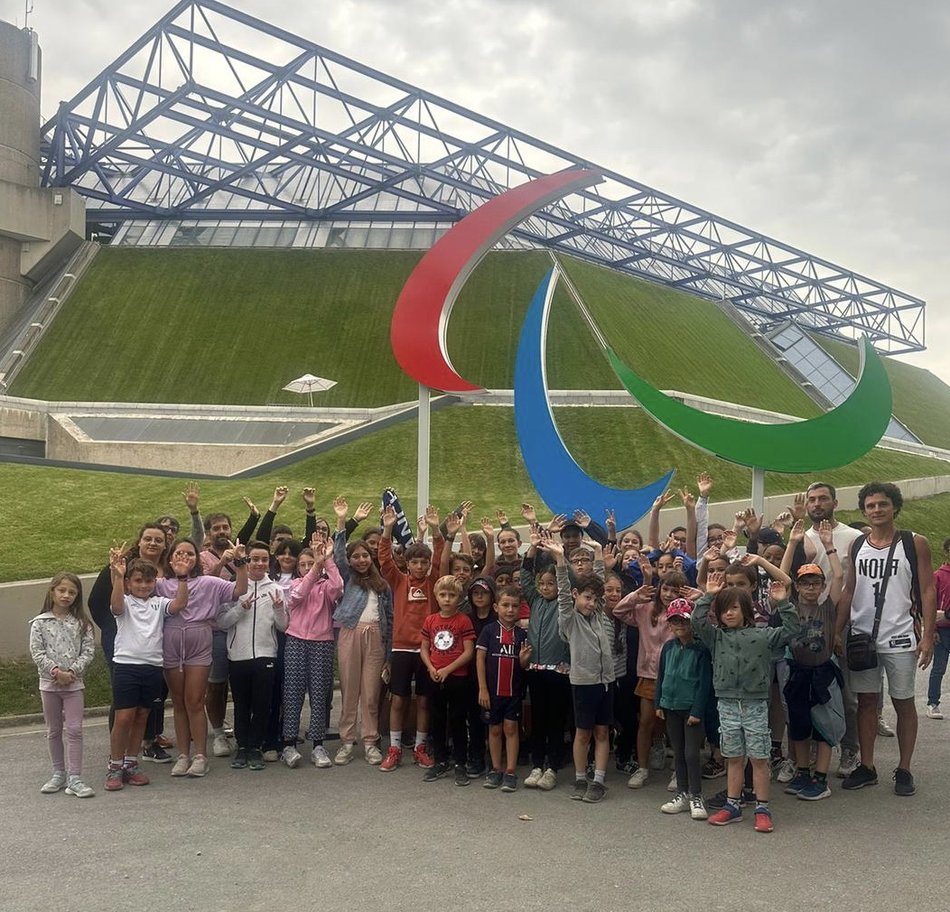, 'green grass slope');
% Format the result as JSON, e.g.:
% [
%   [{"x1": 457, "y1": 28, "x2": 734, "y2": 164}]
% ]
[
  {"x1": 5, "y1": 404, "x2": 947, "y2": 583},
  {"x1": 816, "y1": 336, "x2": 950, "y2": 450}
]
